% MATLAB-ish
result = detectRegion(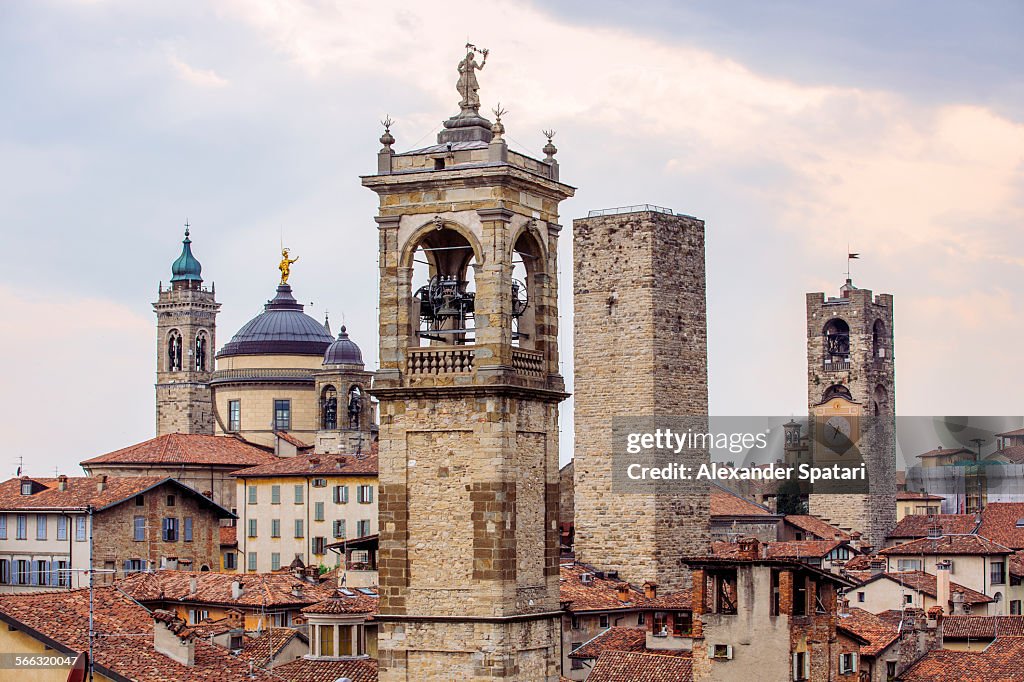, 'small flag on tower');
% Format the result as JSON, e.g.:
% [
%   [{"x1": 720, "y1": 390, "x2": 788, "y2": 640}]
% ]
[{"x1": 848, "y1": 253, "x2": 860, "y2": 259}]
